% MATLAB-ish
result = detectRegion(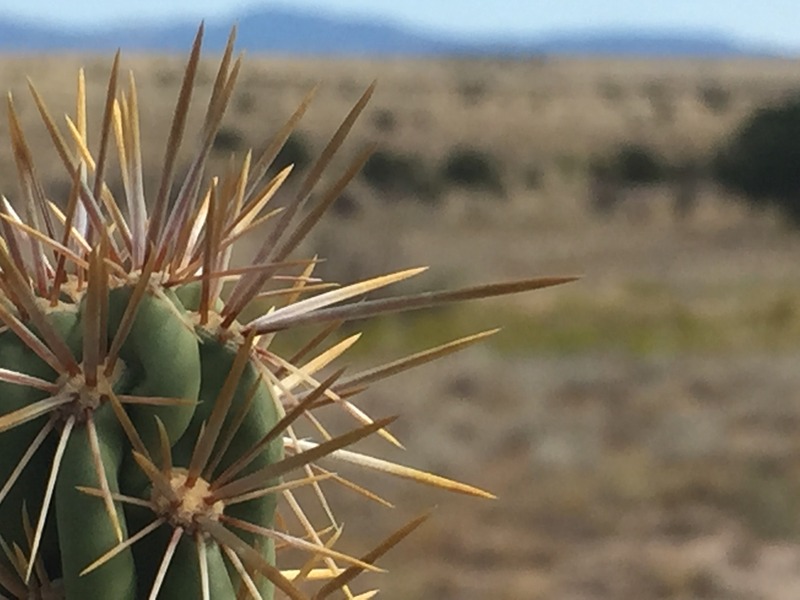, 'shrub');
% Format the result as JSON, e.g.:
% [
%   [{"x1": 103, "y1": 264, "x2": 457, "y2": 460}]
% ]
[
  {"x1": 234, "y1": 90, "x2": 256, "y2": 114},
  {"x1": 440, "y1": 147, "x2": 504, "y2": 195},
  {"x1": 361, "y1": 150, "x2": 441, "y2": 204},
  {"x1": 211, "y1": 126, "x2": 245, "y2": 153},
  {"x1": 698, "y1": 83, "x2": 731, "y2": 114},
  {"x1": 272, "y1": 133, "x2": 312, "y2": 172},
  {"x1": 155, "y1": 68, "x2": 178, "y2": 87},
  {"x1": 331, "y1": 192, "x2": 361, "y2": 219},
  {"x1": 592, "y1": 144, "x2": 666, "y2": 187},
  {"x1": 617, "y1": 144, "x2": 665, "y2": 184},
  {"x1": 372, "y1": 108, "x2": 397, "y2": 133},
  {"x1": 713, "y1": 96, "x2": 800, "y2": 223},
  {"x1": 458, "y1": 80, "x2": 487, "y2": 107}
]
